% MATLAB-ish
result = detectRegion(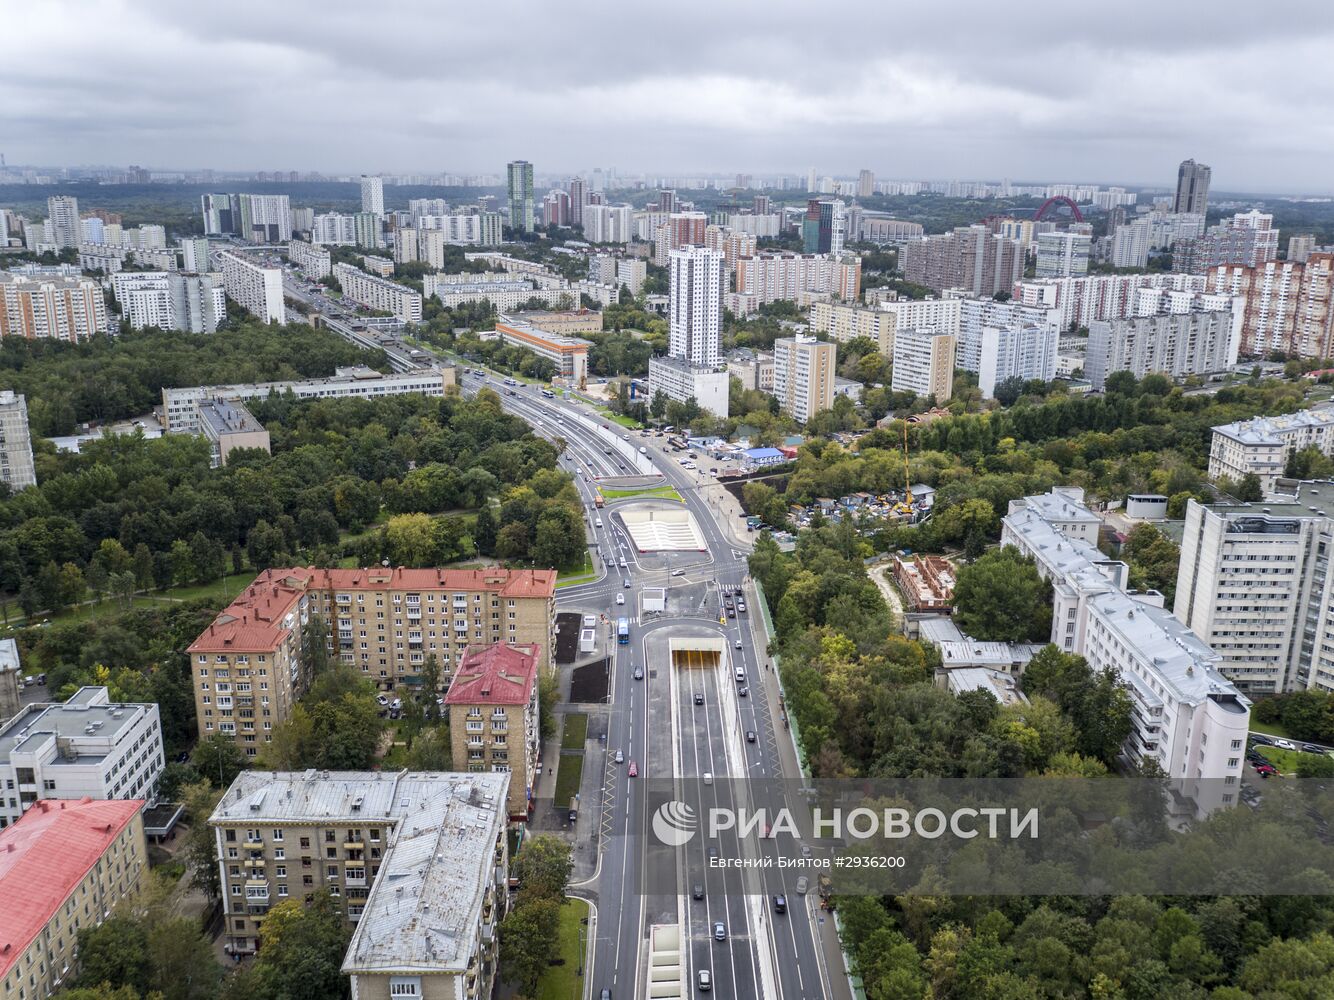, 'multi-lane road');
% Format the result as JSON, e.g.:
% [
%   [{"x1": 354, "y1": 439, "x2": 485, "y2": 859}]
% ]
[{"x1": 456, "y1": 371, "x2": 833, "y2": 999}]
